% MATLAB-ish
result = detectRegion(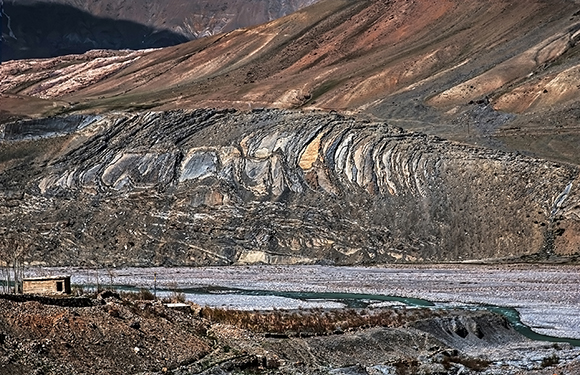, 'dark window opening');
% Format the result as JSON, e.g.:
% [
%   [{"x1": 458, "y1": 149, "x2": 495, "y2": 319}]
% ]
[{"x1": 56, "y1": 281, "x2": 63, "y2": 292}]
